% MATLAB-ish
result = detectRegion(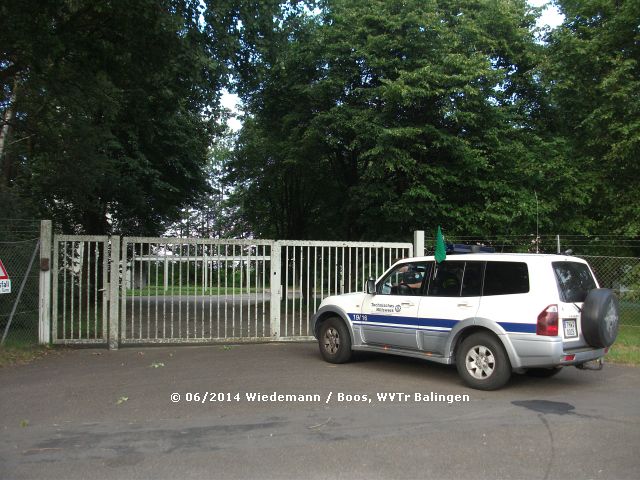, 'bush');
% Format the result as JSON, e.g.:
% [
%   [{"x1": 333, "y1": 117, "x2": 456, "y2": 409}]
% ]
[{"x1": 620, "y1": 264, "x2": 640, "y2": 303}]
